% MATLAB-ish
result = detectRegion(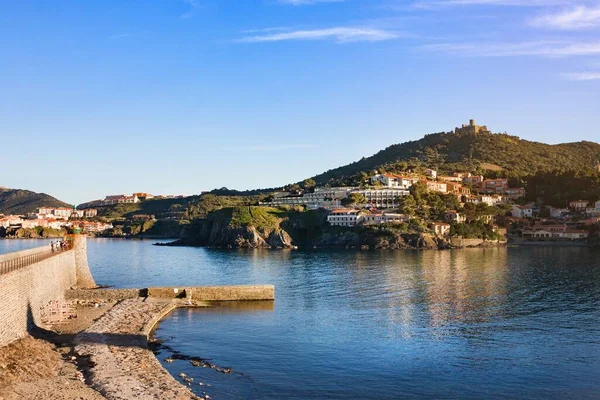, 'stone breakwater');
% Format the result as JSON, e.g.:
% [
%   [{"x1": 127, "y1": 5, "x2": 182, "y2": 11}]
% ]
[
  {"x1": 71, "y1": 286, "x2": 275, "y2": 399},
  {"x1": 75, "y1": 298, "x2": 198, "y2": 400}
]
